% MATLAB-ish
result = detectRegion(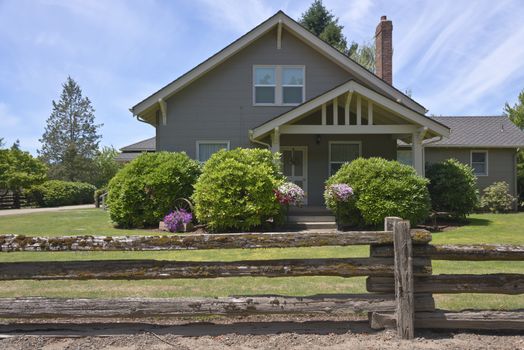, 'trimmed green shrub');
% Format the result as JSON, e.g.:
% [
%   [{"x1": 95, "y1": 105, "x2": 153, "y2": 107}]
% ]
[
  {"x1": 106, "y1": 152, "x2": 200, "y2": 228},
  {"x1": 325, "y1": 157, "x2": 430, "y2": 227},
  {"x1": 26, "y1": 180, "x2": 96, "y2": 207},
  {"x1": 192, "y1": 148, "x2": 284, "y2": 232},
  {"x1": 480, "y1": 181, "x2": 516, "y2": 213},
  {"x1": 426, "y1": 159, "x2": 478, "y2": 218}
]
